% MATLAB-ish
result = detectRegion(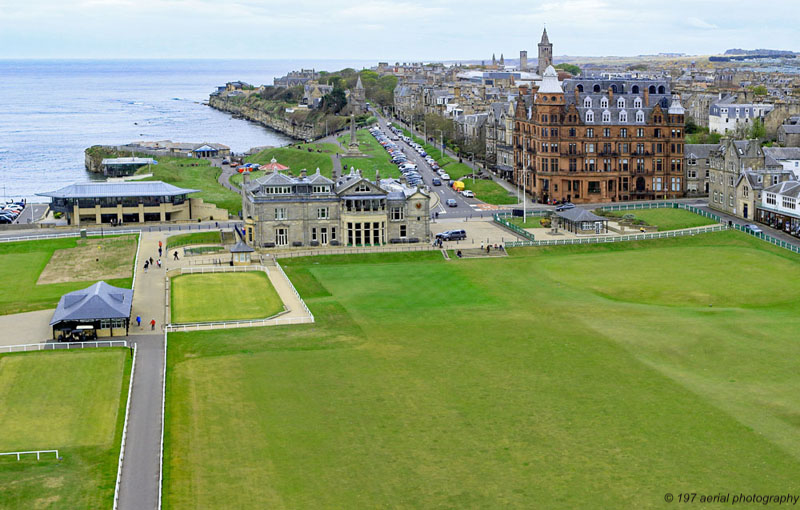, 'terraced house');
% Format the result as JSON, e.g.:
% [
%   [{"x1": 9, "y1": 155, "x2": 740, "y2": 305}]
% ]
[
  {"x1": 513, "y1": 66, "x2": 686, "y2": 204},
  {"x1": 241, "y1": 169, "x2": 430, "y2": 248}
]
